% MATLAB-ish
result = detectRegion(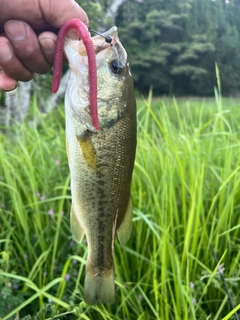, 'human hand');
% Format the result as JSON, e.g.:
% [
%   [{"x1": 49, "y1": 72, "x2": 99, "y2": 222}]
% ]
[{"x1": 0, "y1": 0, "x2": 88, "y2": 91}]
